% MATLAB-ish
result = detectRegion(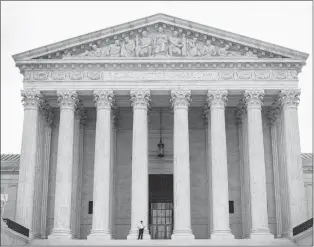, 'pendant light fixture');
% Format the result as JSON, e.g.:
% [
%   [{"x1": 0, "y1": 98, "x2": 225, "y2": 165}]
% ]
[{"x1": 157, "y1": 108, "x2": 164, "y2": 158}]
